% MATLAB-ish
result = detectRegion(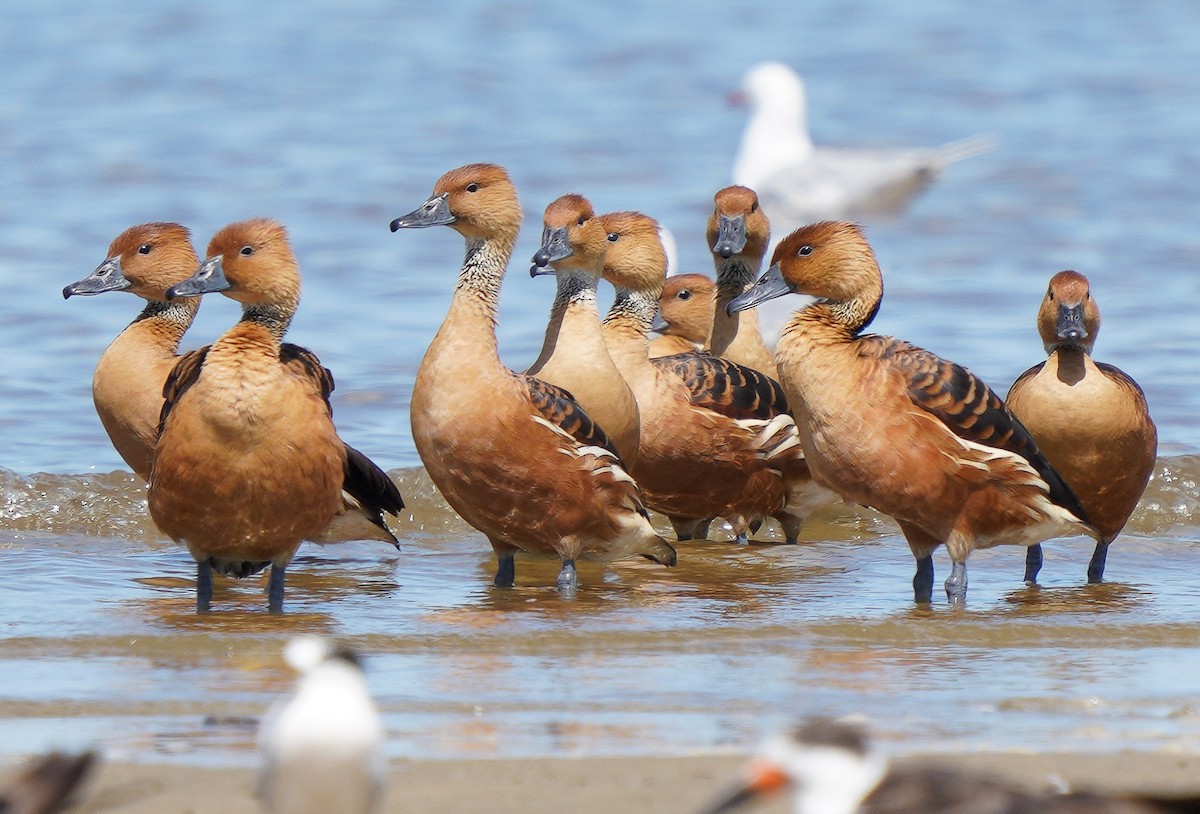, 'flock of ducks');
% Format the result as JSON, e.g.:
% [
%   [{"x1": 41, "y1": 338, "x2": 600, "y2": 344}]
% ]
[
  {"x1": 20, "y1": 61, "x2": 1167, "y2": 814},
  {"x1": 62, "y1": 156, "x2": 1156, "y2": 611},
  {"x1": 55, "y1": 62, "x2": 1154, "y2": 611}
]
